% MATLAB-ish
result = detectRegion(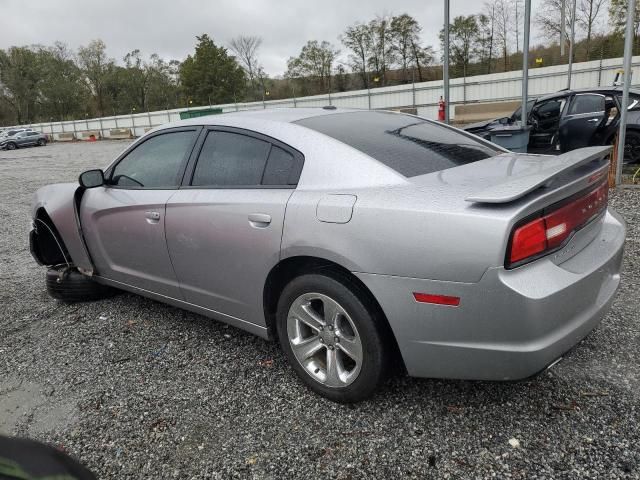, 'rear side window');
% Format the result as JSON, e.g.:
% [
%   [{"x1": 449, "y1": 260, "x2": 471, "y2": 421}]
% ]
[
  {"x1": 192, "y1": 131, "x2": 271, "y2": 186},
  {"x1": 296, "y1": 111, "x2": 501, "y2": 177},
  {"x1": 263, "y1": 146, "x2": 295, "y2": 185},
  {"x1": 111, "y1": 130, "x2": 196, "y2": 188},
  {"x1": 569, "y1": 94, "x2": 605, "y2": 115}
]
